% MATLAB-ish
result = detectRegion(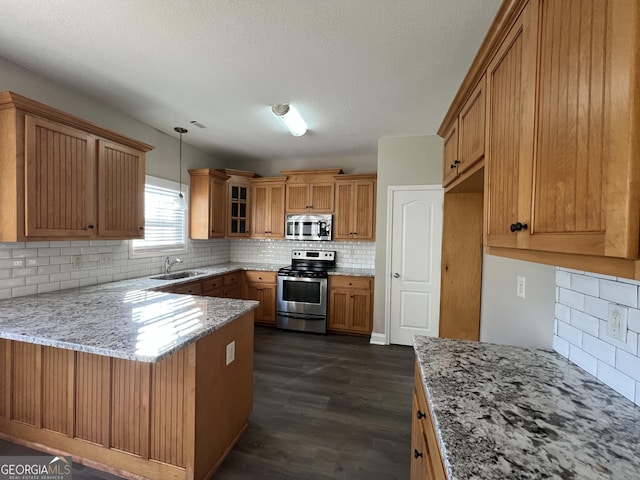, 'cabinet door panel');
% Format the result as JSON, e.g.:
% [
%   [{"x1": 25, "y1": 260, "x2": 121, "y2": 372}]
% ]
[
  {"x1": 333, "y1": 182, "x2": 353, "y2": 239},
  {"x1": 328, "y1": 290, "x2": 349, "y2": 331},
  {"x1": 251, "y1": 185, "x2": 269, "y2": 235},
  {"x1": 210, "y1": 178, "x2": 226, "y2": 238},
  {"x1": 309, "y1": 183, "x2": 334, "y2": 212},
  {"x1": 485, "y1": 5, "x2": 537, "y2": 248},
  {"x1": 24, "y1": 115, "x2": 94, "y2": 237},
  {"x1": 458, "y1": 77, "x2": 485, "y2": 174},
  {"x1": 285, "y1": 184, "x2": 309, "y2": 212},
  {"x1": 530, "y1": 0, "x2": 637, "y2": 258},
  {"x1": 97, "y1": 140, "x2": 145, "y2": 238},
  {"x1": 353, "y1": 181, "x2": 375, "y2": 240},
  {"x1": 268, "y1": 184, "x2": 286, "y2": 237},
  {"x1": 349, "y1": 291, "x2": 371, "y2": 333},
  {"x1": 442, "y1": 122, "x2": 458, "y2": 187}
]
